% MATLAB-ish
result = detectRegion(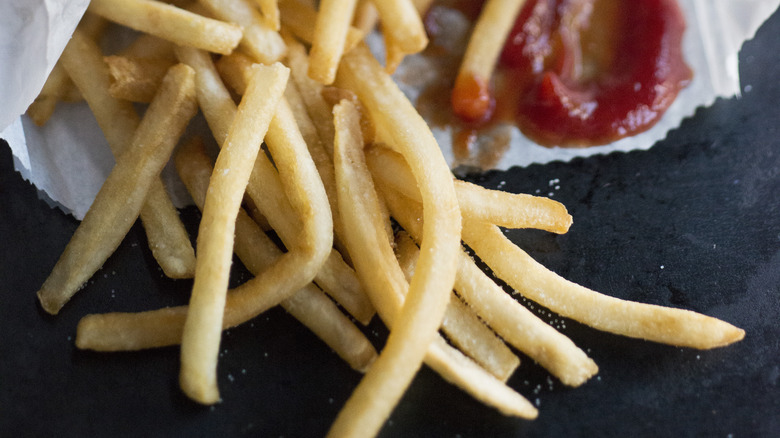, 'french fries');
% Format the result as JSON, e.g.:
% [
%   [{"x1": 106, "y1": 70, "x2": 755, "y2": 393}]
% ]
[
  {"x1": 461, "y1": 219, "x2": 746, "y2": 349},
  {"x1": 366, "y1": 144, "x2": 573, "y2": 233},
  {"x1": 175, "y1": 44, "x2": 374, "y2": 324},
  {"x1": 381, "y1": 186, "x2": 599, "y2": 386},
  {"x1": 37, "y1": 63, "x2": 198, "y2": 314},
  {"x1": 331, "y1": 99, "x2": 536, "y2": 428},
  {"x1": 28, "y1": 1, "x2": 746, "y2": 437},
  {"x1": 76, "y1": 137, "x2": 377, "y2": 373},
  {"x1": 59, "y1": 30, "x2": 197, "y2": 280},
  {"x1": 394, "y1": 231, "x2": 521, "y2": 382}
]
